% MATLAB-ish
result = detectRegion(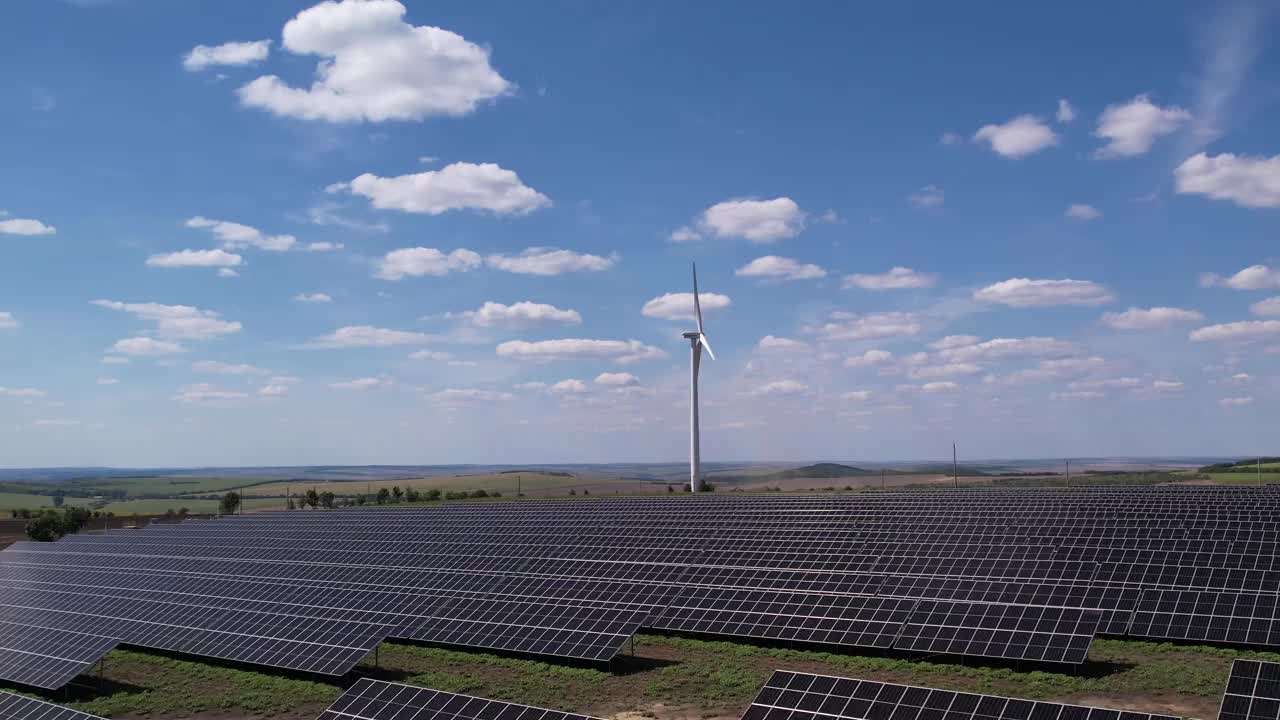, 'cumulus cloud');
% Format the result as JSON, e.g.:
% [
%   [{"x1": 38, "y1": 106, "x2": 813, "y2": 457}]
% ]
[
  {"x1": 258, "y1": 384, "x2": 290, "y2": 397},
  {"x1": 174, "y1": 383, "x2": 248, "y2": 404},
  {"x1": 192, "y1": 361, "x2": 268, "y2": 376},
  {"x1": 973, "y1": 114, "x2": 1058, "y2": 158},
  {"x1": 1251, "y1": 298, "x2": 1280, "y2": 317},
  {"x1": 843, "y1": 267, "x2": 937, "y2": 290},
  {"x1": 735, "y1": 256, "x2": 825, "y2": 281},
  {"x1": 238, "y1": 0, "x2": 512, "y2": 122},
  {"x1": 433, "y1": 388, "x2": 514, "y2": 404},
  {"x1": 1101, "y1": 306, "x2": 1205, "y2": 330},
  {"x1": 408, "y1": 350, "x2": 451, "y2": 361},
  {"x1": 1189, "y1": 320, "x2": 1280, "y2": 342},
  {"x1": 1094, "y1": 95, "x2": 1190, "y2": 157},
  {"x1": 1200, "y1": 265, "x2": 1280, "y2": 290},
  {"x1": 811, "y1": 312, "x2": 921, "y2": 341},
  {"x1": 1064, "y1": 204, "x2": 1101, "y2": 220},
  {"x1": 757, "y1": 336, "x2": 808, "y2": 352},
  {"x1": 1056, "y1": 99, "x2": 1076, "y2": 124},
  {"x1": 339, "y1": 163, "x2": 549, "y2": 216},
  {"x1": 594, "y1": 372, "x2": 639, "y2": 387},
  {"x1": 294, "y1": 292, "x2": 333, "y2": 303},
  {"x1": 844, "y1": 350, "x2": 893, "y2": 368},
  {"x1": 1069, "y1": 377, "x2": 1141, "y2": 391},
  {"x1": 186, "y1": 216, "x2": 297, "y2": 252},
  {"x1": 1174, "y1": 152, "x2": 1280, "y2": 208},
  {"x1": 91, "y1": 300, "x2": 242, "y2": 341},
  {"x1": 496, "y1": 338, "x2": 667, "y2": 364},
  {"x1": 549, "y1": 378, "x2": 590, "y2": 395},
  {"x1": 183, "y1": 40, "x2": 270, "y2": 72},
  {"x1": 910, "y1": 363, "x2": 983, "y2": 380},
  {"x1": 375, "y1": 247, "x2": 482, "y2": 280},
  {"x1": 939, "y1": 337, "x2": 1074, "y2": 363},
  {"x1": 641, "y1": 292, "x2": 731, "y2": 321},
  {"x1": 909, "y1": 185, "x2": 944, "y2": 208},
  {"x1": 146, "y1": 249, "x2": 243, "y2": 268},
  {"x1": 0, "y1": 312, "x2": 16, "y2": 329},
  {"x1": 455, "y1": 301, "x2": 581, "y2": 328},
  {"x1": 749, "y1": 380, "x2": 808, "y2": 397},
  {"x1": 1220, "y1": 396, "x2": 1254, "y2": 406},
  {"x1": 329, "y1": 377, "x2": 389, "y2": 390},
  {"x1": 1152, "y1": 380, "x2": 1184, "y2": 391},
  {"x1": 309, "y1": 325, "x2": 433, "y2": 348},
  {"x1": 678, "y1": 197, "x2": 805, "y2": 243},
  {"x1": 486, "y1": 248, "x2": 614, "y2": 275},
  {"x1": 929, "y1": 335, "x2": 979, "y2": 351},
  {"x1": 1051, "y1": 390, "x2": 1104, "y2": 400},
  {"x1": 110, "y1": 337, "x2": 187, "y2": 356},
  {"x1": 920, "y1": 381, "x2": 960, "y2": 394},
  {"x1": 841, "y1": 390, "x2": 871, "y2": 401},
  {"x1": 974, "y1": 278, "x2": 1113, "y2": 307},
  {"x1": 0, "y1": 213, "x2": 56, "y2": 236},
  {"x1": 0, "y1": 387, "x2": 46, "y2": 398}
]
